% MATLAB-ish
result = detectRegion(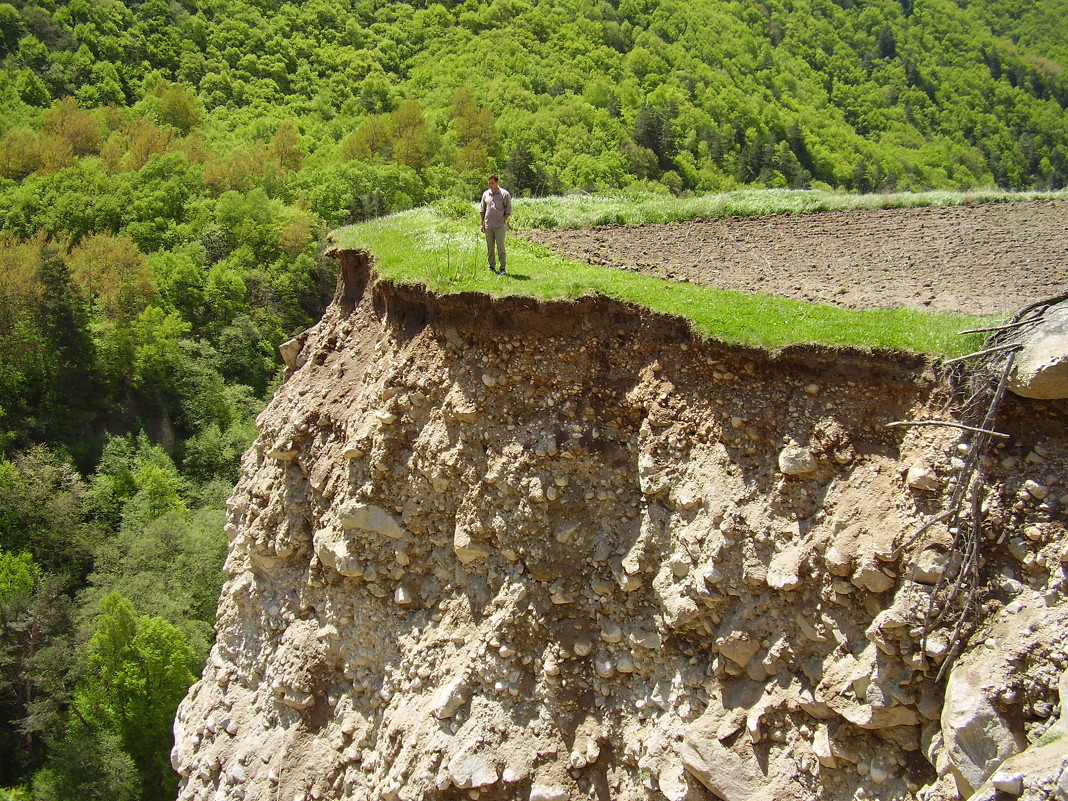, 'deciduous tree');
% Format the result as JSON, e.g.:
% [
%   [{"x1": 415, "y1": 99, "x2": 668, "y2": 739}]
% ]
[
  {"x1": 77, "y1": 593, "x2": 195, "y2": 801},
  {"x1": 69, "y1": 234, "x2": 157, "y2": 320}
]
